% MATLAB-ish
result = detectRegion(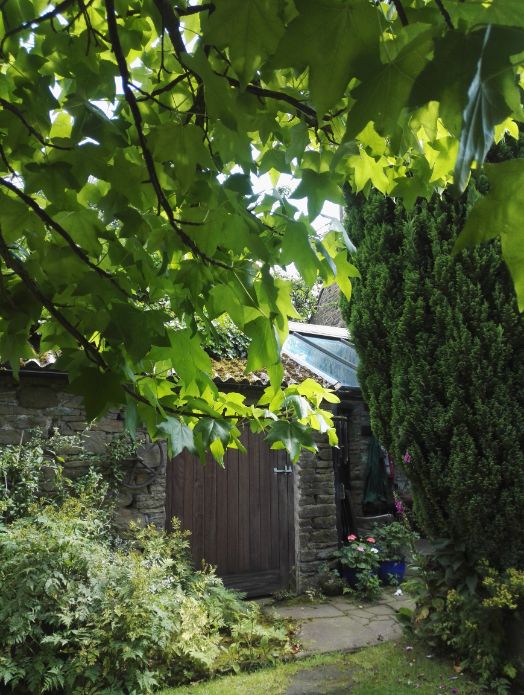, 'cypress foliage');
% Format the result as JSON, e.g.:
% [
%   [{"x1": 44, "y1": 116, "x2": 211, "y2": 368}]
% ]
[{"x1": 342, "y1": 182, "x2": 524, "y2": 570}]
